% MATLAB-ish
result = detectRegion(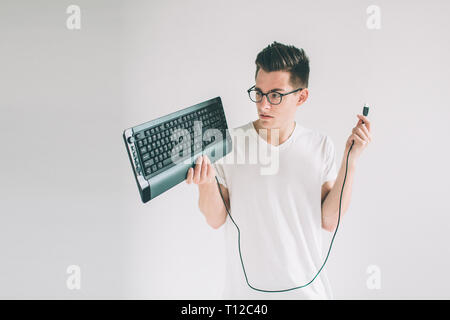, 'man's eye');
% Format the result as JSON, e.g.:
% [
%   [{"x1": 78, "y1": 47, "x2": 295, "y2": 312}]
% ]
[{"x1": 269, "y1": 92, "x2": 280, "y2": 98}]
